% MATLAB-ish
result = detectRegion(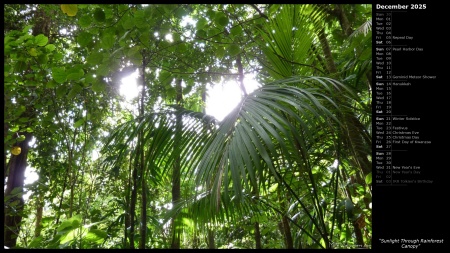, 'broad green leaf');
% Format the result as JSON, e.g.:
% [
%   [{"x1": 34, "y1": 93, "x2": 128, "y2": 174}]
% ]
[
  {"x1": 78, "y1": 15, "x2": 92, "y2": 28},
  {"x1": 22, "y1": 25, "x2": 33, "y2": 34},
  {"x1": 84, "y1": 74, "x2": 95, "y2": 84},
  {"x1": 52, "y1": 67, "x2": 67, "y2": 84},
  {"x1": 196, "y1": 29, "x2": 207, "y2": 39},
  {"x1": 86, "y1": 52, "x2": 104, "y2": 65},
  {"x1": 57, "y1": 220, "x2": 73, "y2": 232},
  {"x1": 77, "y1": 32, "x2": 92, "y2": 47},
  {"x1": 72, "y1": 218, "x2": 81, "y2": 228},
  {"x1": 74, "y1": 119, "x2": 85, "y2": 128},
  {"x1": 46, "y1": 80, "x2": 57, "y2": 88},
  {"x1": 230, "y1": 25, "x2": 243, "y2": 36},
  {"x1": 215, "y1": 46, "x2": 225, "y2": 59},
  {"x1": 28, "y1": 48, "x2": 37, "y2": 57},
  {"x1": 85, "y1": 229, "x2": 107, "y2": 242},
  {"x1": 122, "y1": 16, "x2": 134, "y2": 30},
  {"x1": 227, "y1": 44, "x2": 240, "y2": 56},
  {"x1": 34, "y1": 34, "x2": 48, "y2": 46},
  {"x1": 67, "y1": 84, "x2": 83, "y2": 100},
  {"x1": 37, "y1": 54, "x2": 48, "y2": 65},
  {"x1": 96, "y1": 63, "x2": 110, "y2": 76},
  {"x1": 94, "y1": 8, "x2": 106, "y2": 22},
  {"x1": 91, "y1": 81, "x2": 105, "y2": 93},
  {"x1": 28, "y1": 236, "x2": 43, "y2": 248},
  {"x1": 133, "y1": 10, "x2": 146, "y2": 29},
  {"x1": 45, "y1": 44, "x2": 56, "y2": 52},
  {"x1": 101, "y1": 33, "x2": 115, "y2": 50},
  {"x1": 196, "y1": 18, "x2": 208, "y2": 30},
  {"x1": 60, "y1": 227, "x2": 88, "y2": 244},
  {"x1": 365, "y1": 172, "x2": 372, "y2": 185},
  {"x1": 54, "y1": 52, "x2": 64, "y2": 61},
  {"x1": 214, "y1": 13, "x2": 229, "y2": 27},
  {"x1": 67, "y1": 66, "x2": 85, "y2": 81},
  {"x1": 61, "y1": 4, "x2": 78, "y2": 17}
]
